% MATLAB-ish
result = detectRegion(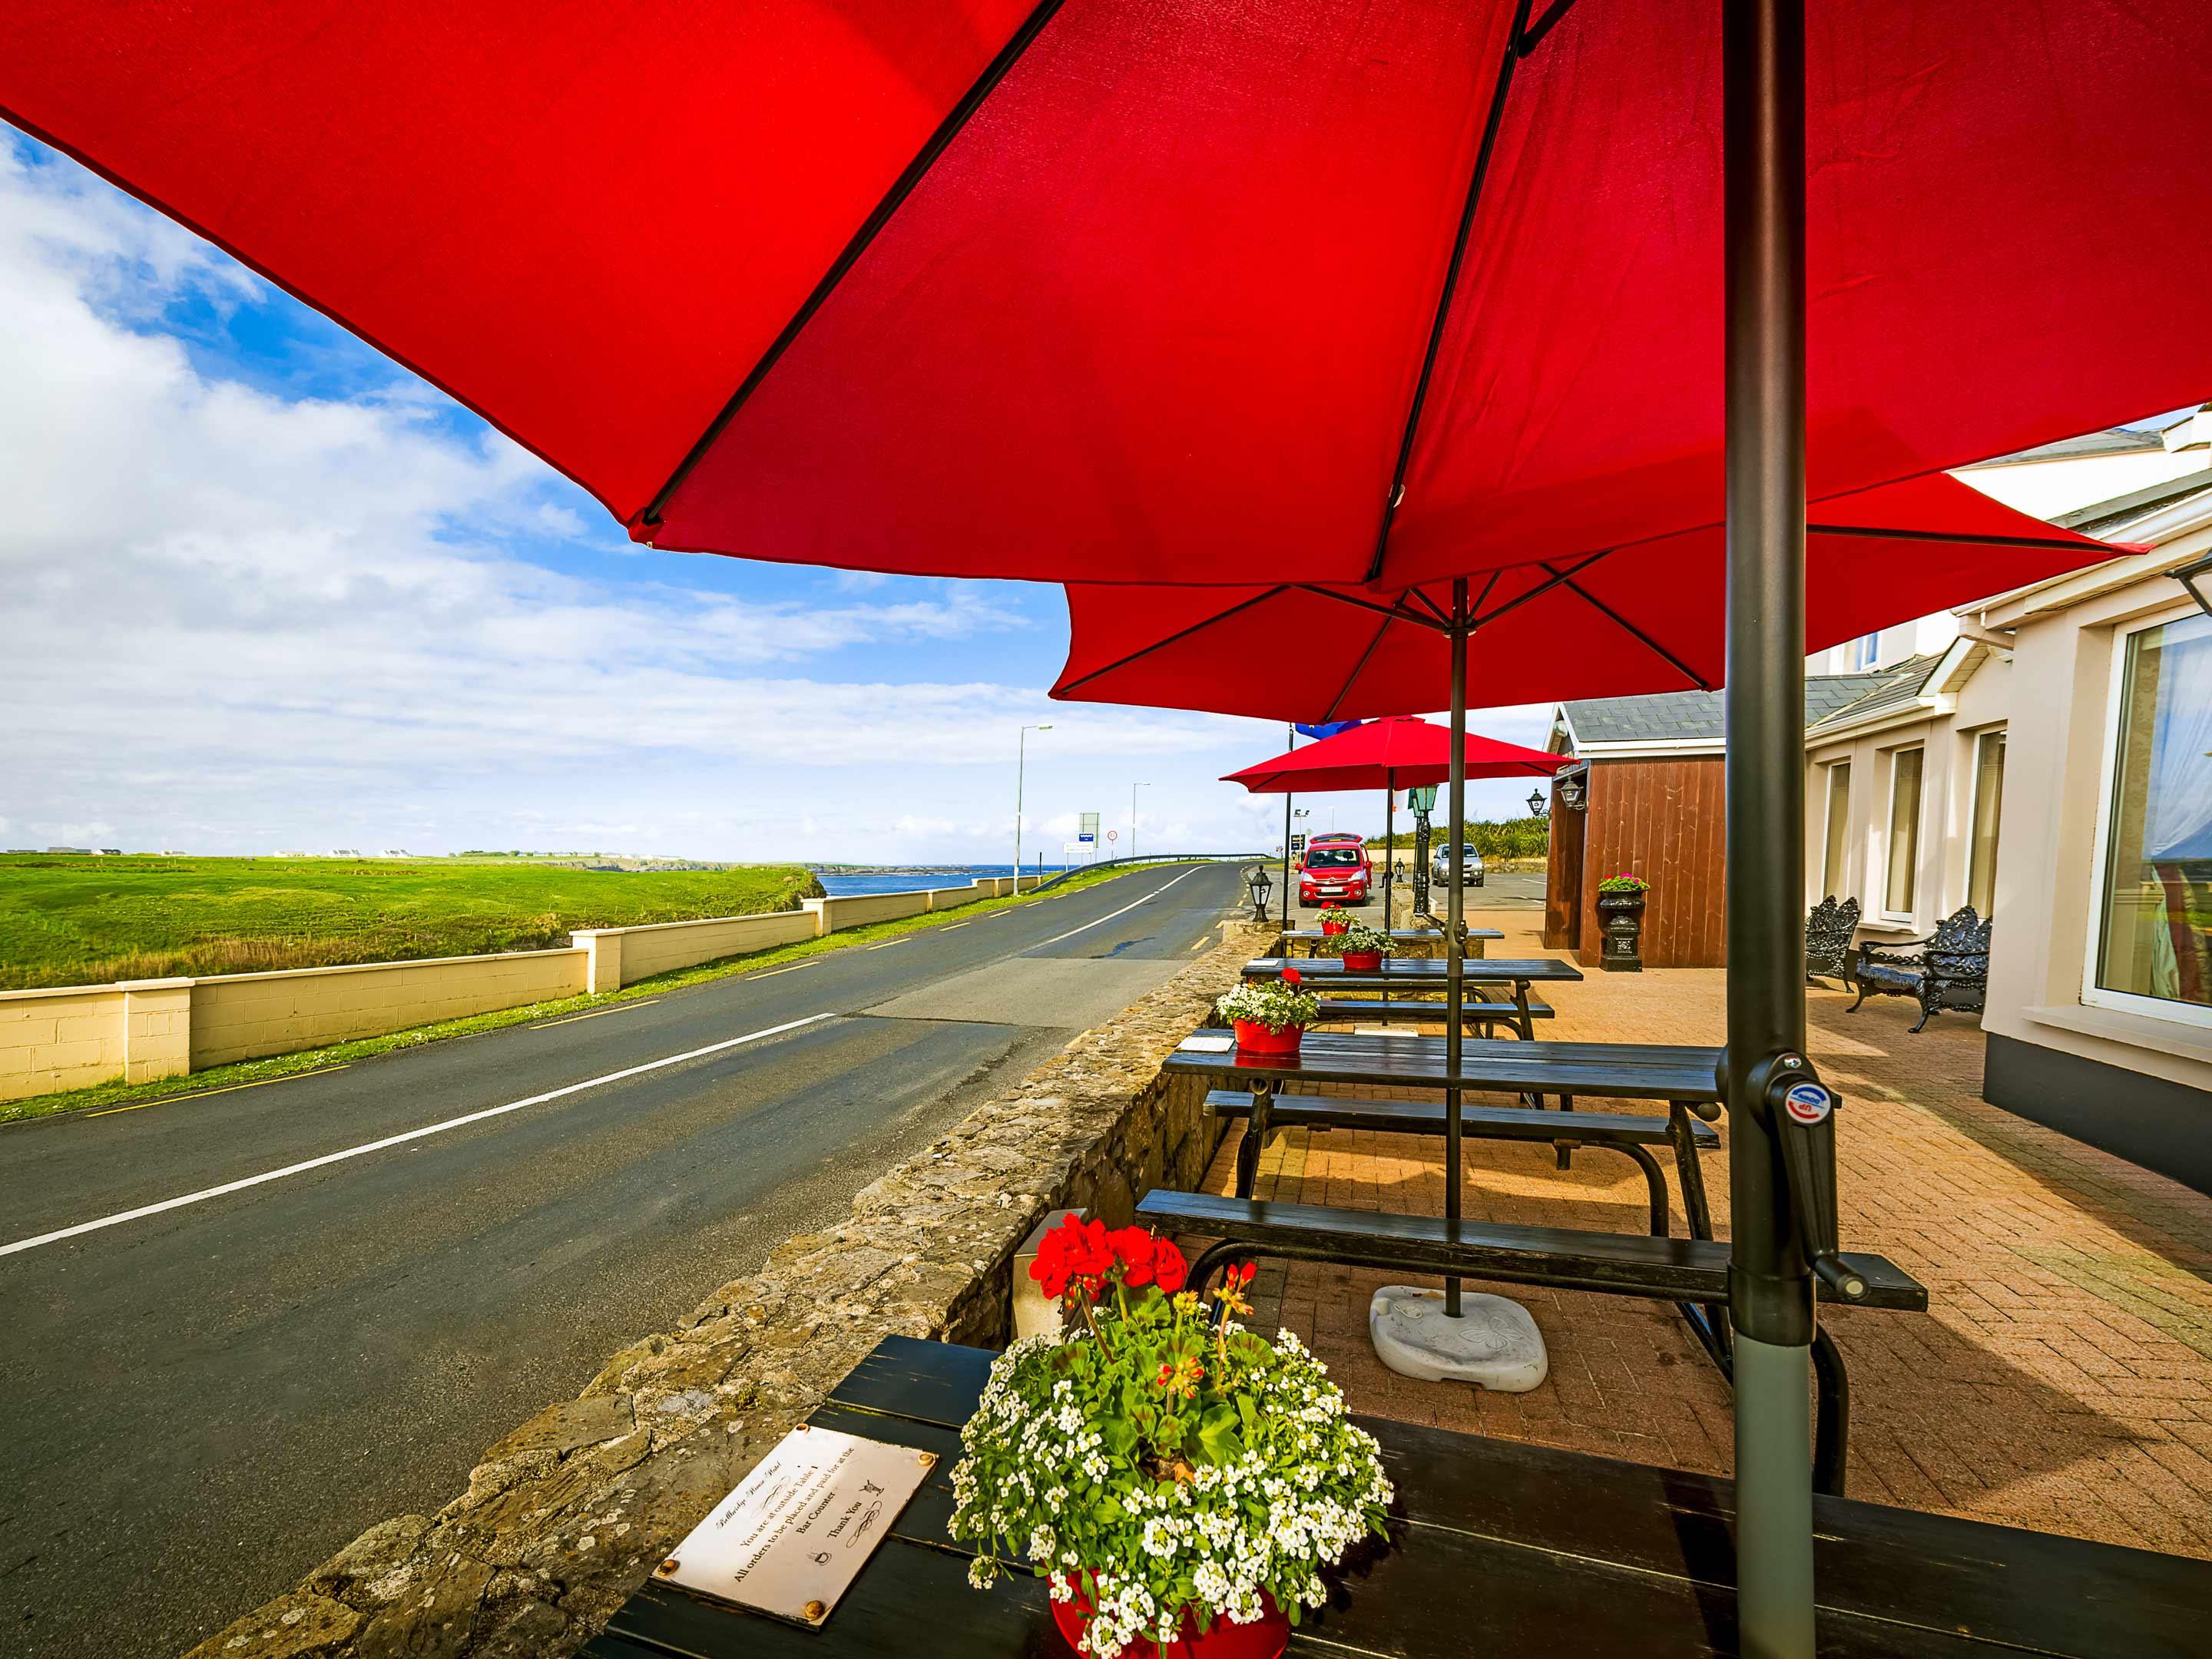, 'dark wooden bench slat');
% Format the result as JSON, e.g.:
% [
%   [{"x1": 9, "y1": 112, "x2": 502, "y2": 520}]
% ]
[
  {"x1": 1313, "y1": 995, "x2": 1555, "y2": 1021},
  {"x1": 1203, "y1": 1088, "x2": 1720, "y2": 1147},
  {"x1": 1135, "y1": 1190, "x2": 1925, "y2": 1310}
]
